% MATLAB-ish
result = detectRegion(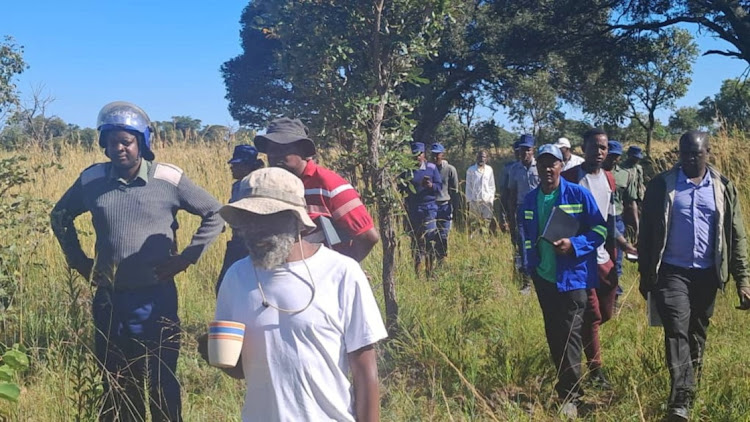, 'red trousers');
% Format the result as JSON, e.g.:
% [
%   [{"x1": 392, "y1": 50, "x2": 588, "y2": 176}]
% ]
[{"x1": 582, "y1": 259, "x2": 618, "y2": 370}]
